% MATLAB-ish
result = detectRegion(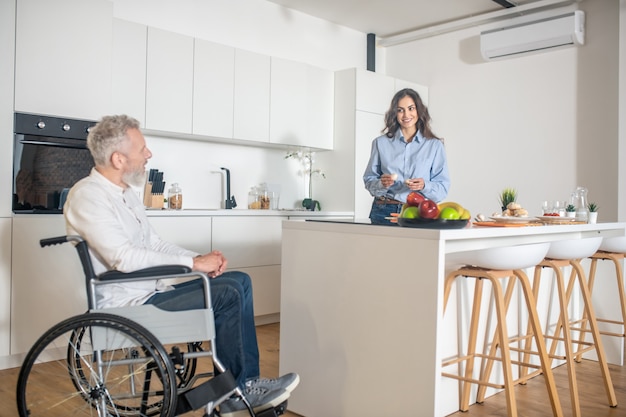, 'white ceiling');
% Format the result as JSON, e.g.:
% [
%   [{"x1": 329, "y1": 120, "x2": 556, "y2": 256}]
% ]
[{"x1": 264, "y1": 0, "x2": 561, "y2": 38}]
